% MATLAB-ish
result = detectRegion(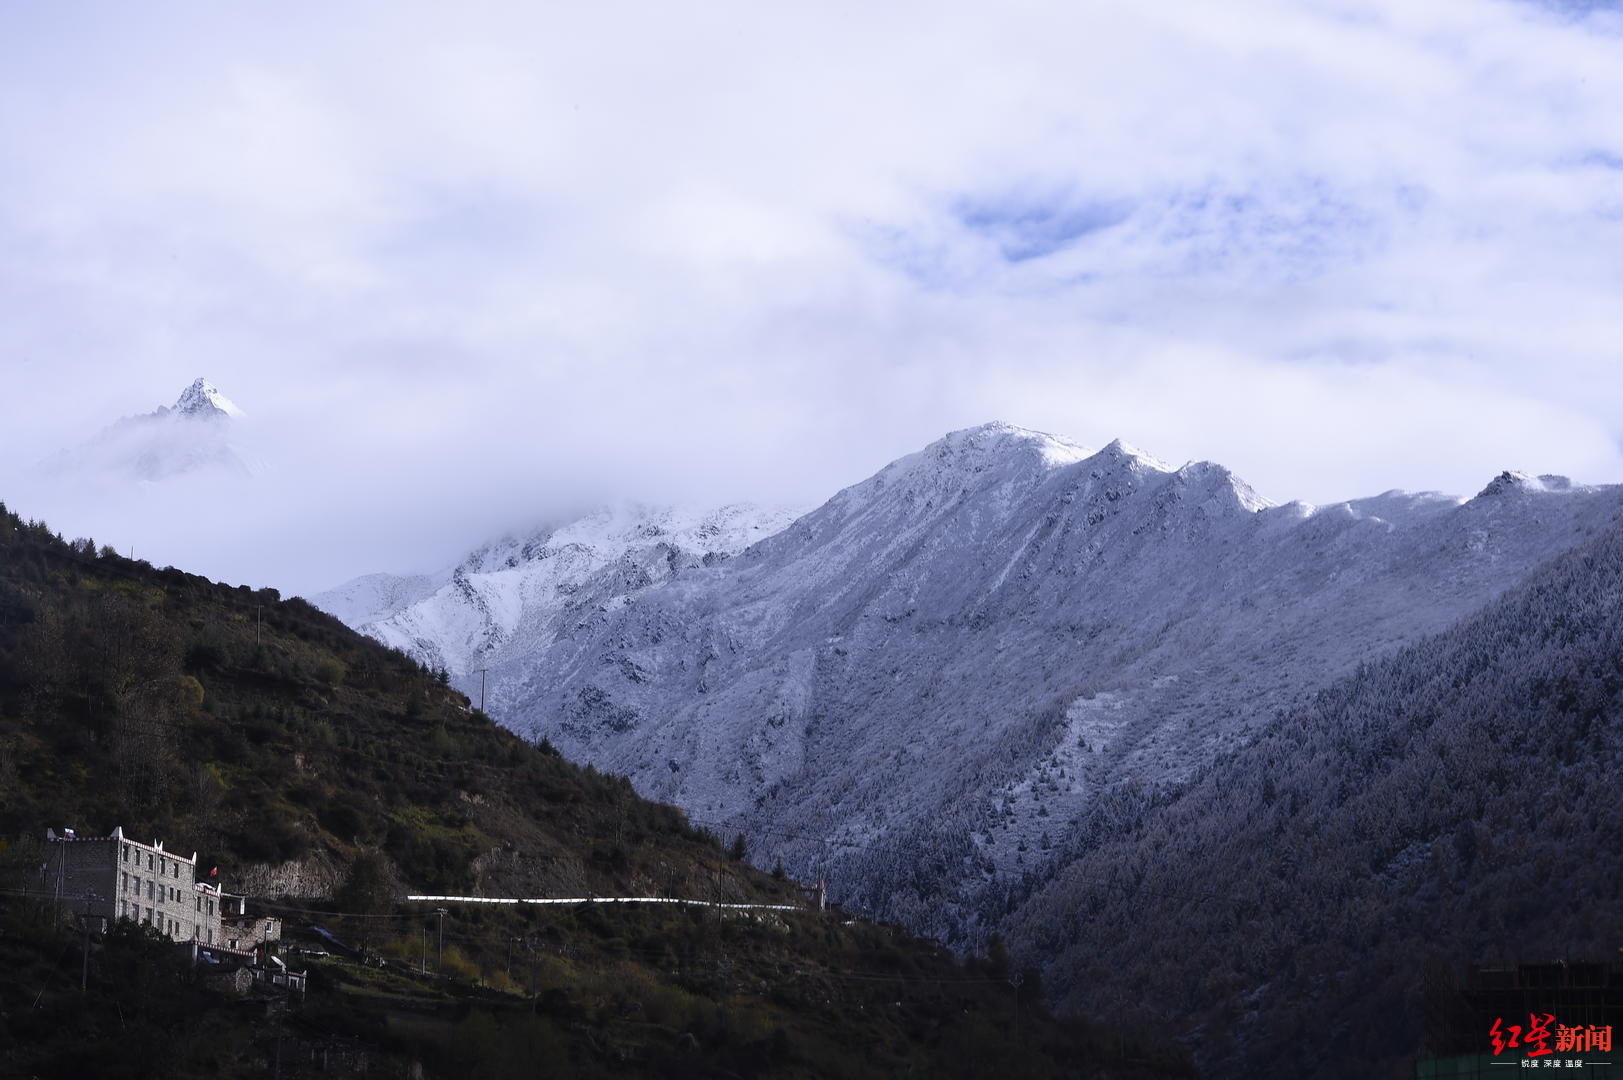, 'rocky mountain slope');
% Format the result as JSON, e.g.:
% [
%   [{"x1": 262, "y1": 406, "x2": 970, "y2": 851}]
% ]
[{"x1": 322, "y1": 422, "x2": 1622, "y2": 947}]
